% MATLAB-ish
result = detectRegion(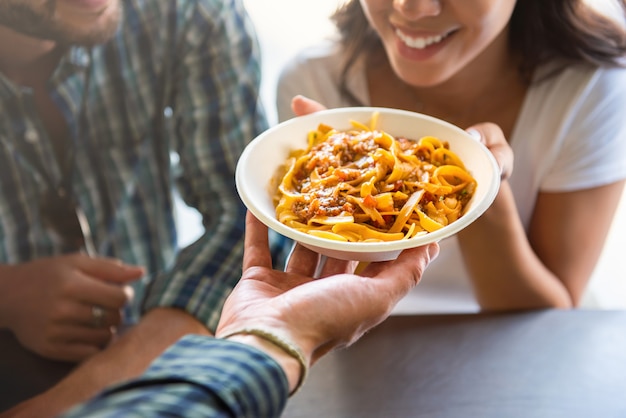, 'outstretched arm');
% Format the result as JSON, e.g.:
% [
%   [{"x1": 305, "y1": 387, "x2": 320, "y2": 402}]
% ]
[
  {"x1": 52, "y1": 213, "x2": 437, "y2": 417},
  {"x1": 2, "y1": 307, "x2": 209, "y2": 418}
]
